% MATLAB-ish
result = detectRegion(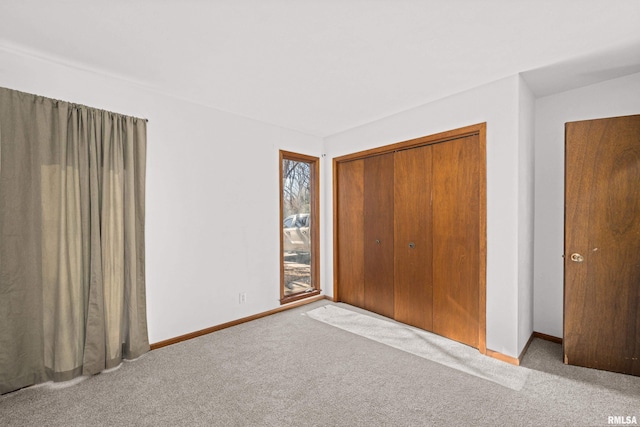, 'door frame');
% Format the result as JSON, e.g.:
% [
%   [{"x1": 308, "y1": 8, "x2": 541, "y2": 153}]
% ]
[{"x1": 332, "y1": 123, "x2": 487, "y2": 354}]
